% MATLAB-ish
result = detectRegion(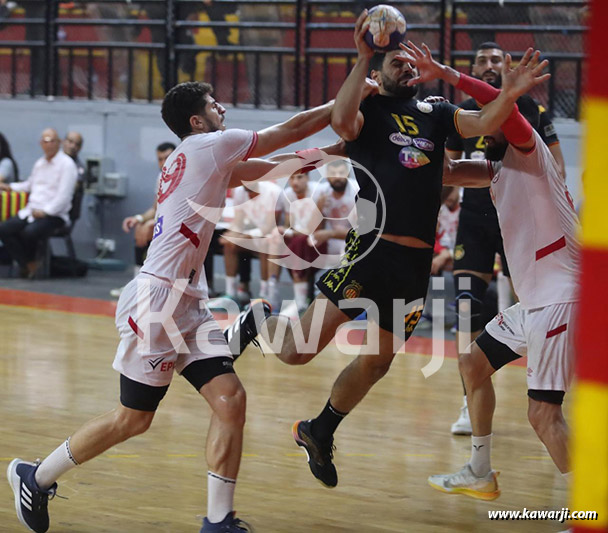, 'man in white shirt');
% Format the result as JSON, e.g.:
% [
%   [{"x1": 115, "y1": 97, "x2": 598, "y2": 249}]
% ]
[
  {"x1": 400, "y1": 43, "x2": 576, "y2": 500},
  {"x1": 0, "y1": 128, "x2": 77, "y2": 277},
  {"x1": 220, "y1": 180, "x2": 283, "y2": 301}
]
